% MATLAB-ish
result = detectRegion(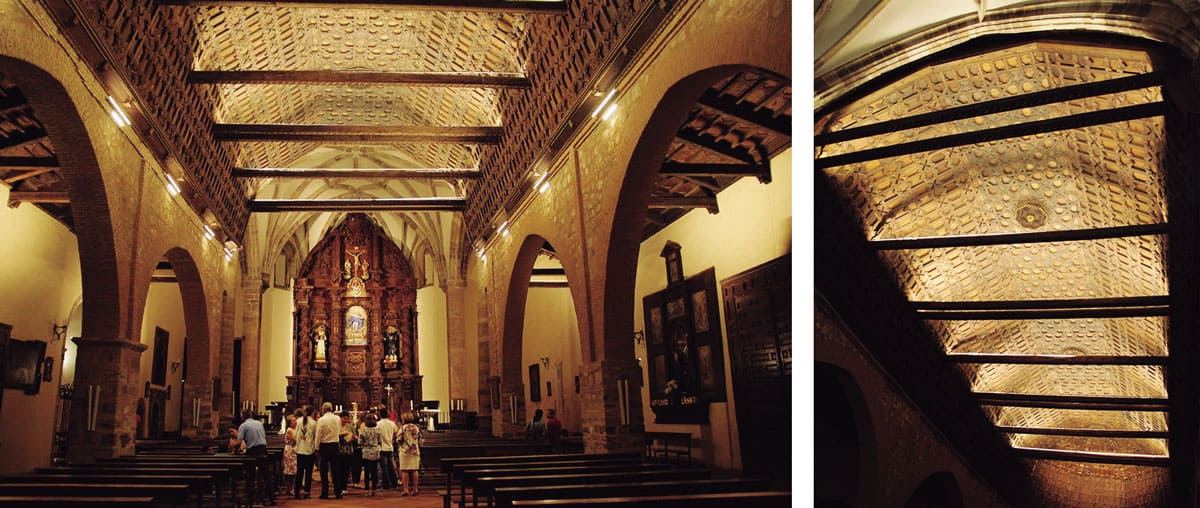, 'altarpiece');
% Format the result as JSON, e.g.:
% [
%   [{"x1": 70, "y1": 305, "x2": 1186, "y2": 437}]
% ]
[{"x1": 287, "y1": 214, "x2": 421, "y2": 411}]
